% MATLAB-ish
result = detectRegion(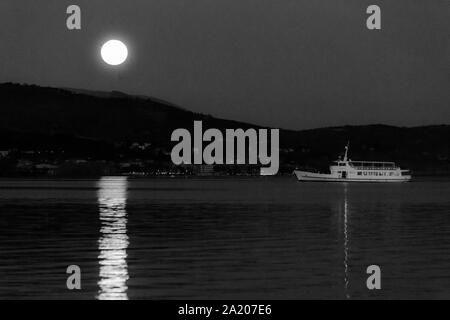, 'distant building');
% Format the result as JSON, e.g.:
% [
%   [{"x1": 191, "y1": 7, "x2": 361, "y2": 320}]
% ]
[
  {"x1": 67, "y1": 159, "x2": 88, "y2": 164},
  {"x1": 130, "y1": 142, "x2": 152, "y2": 151},
  {"x1": 0, "y1": 151, "x2": 10, "y2": 158},
  {"x1": 35, "y1": 164, "x2": 59, "y2": 175},
  {"x1": 35, "y1": 164, "x2": 59, "y2": 170},
  {"x1": 194, "y1": 165, "x2": 215, "y2": 176},
  {"x1": 16, "y1": 160, "x2": 33, "y2": 169}
]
